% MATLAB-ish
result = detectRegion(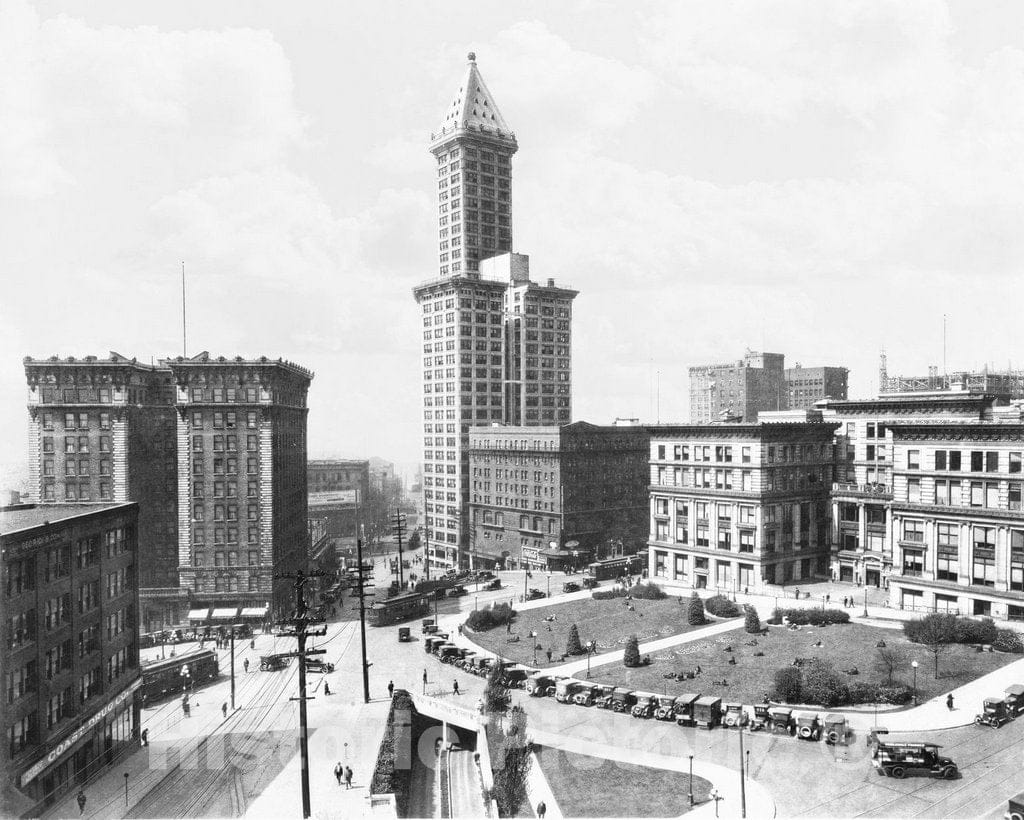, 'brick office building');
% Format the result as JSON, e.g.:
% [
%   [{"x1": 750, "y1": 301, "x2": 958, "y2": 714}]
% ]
[
  {"x1": 307, "y1": 459, "x2": 369, "y2": 500},
  {"x1": 467, "y1": 423, "x2": 649, "y2": 571},
  {"x1": 2, "y1": 503, "x2": 141, "y2": 815},
  {"x1": 647, "y1": 419, "x2": 838, "y2": 593},
  {"x1": 785, "y1": 364, "x2": 849, "y2": 410}
]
